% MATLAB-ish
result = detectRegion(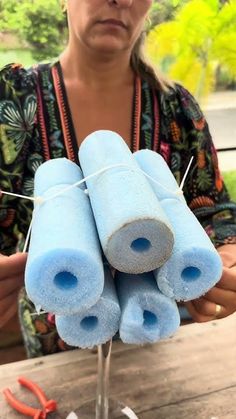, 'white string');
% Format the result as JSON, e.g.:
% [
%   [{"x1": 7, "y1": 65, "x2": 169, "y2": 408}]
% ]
[
  {"x1": 45, "y1": 162, "x2": 191, "y2": 202},
  {"x1": 42, "y1": 162, "x2": 183, "y2": 203},
  {"x1": 180, "y1": 156, "x2": 194, "y2": 190},
  {"x1": 22, "y1": 214, "x2": 34, "y2": 254},
  {"x1": 0, "y1": 190, "x2": 38, "y2": 202},
  {"x1": 22, "y1": 204, "x2": 41, "y2": 254},
  {"x1": 142, "y1": 170, "x2": 184, "y2": 196},
  {"x1": 34, "y1": 161, "x2": 187, "y2": 204},
  {"x1": 42, "y1": 163, "x2": 129, "y2": 202},
  {"x1": 1, "y1": 158, "x2": 194, "y2": 206},
  {"x1": 30, "y1": 310, "x2": 48, "y2": 317}
]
